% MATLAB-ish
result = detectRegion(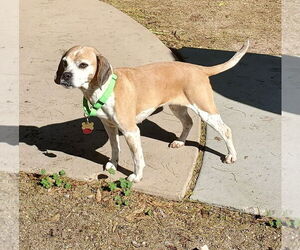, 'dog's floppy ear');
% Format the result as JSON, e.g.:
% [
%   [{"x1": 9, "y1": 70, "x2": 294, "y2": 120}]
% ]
[
  {"x1": 54, "y1": 52, "x2": 66, "y2": 84},
  {"x1": 95, "y1": 54, "x2": 112, "y2": 87}
]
